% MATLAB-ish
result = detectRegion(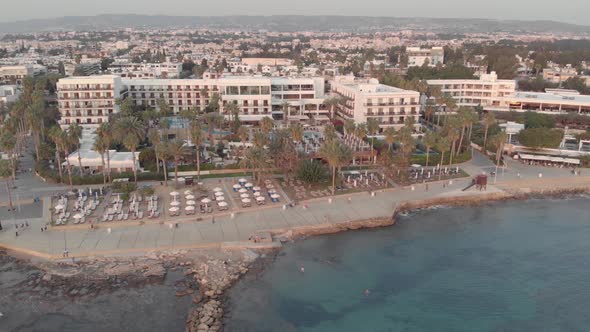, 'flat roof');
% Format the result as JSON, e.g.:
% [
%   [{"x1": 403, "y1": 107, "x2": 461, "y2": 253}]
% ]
[{"x1": 511, "y1": 91, "x2": 590, "y2": 104}]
